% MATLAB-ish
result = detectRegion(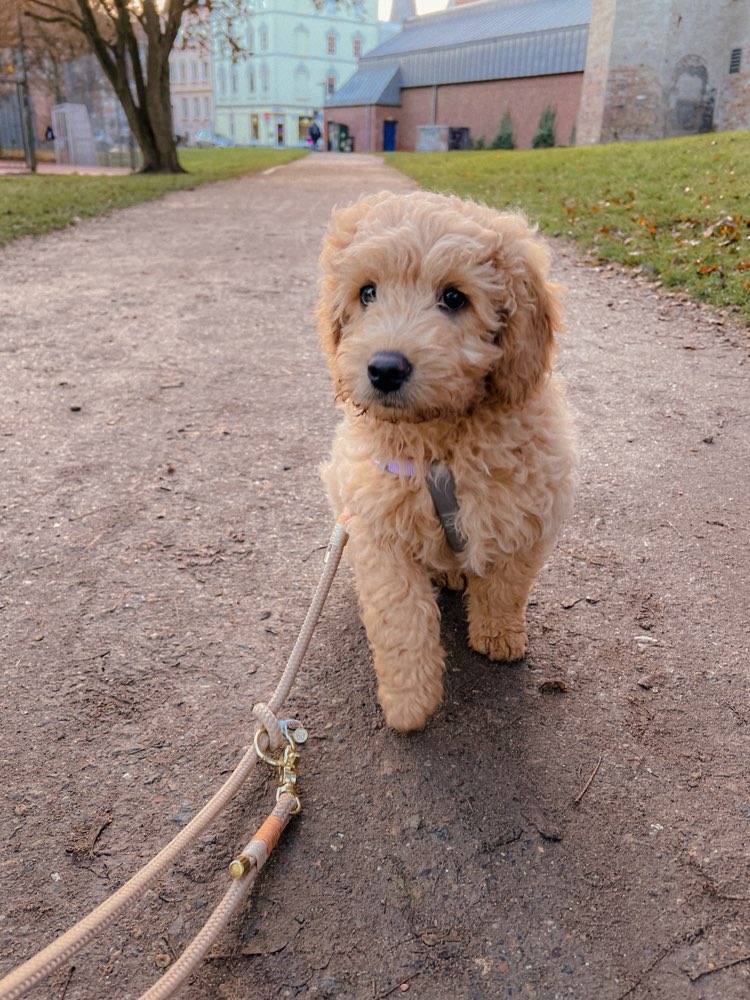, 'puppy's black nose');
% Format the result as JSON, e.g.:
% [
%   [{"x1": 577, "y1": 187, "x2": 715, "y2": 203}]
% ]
[{"x1": 367, "y1": 351, "x2": 412, "y2": 394}]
